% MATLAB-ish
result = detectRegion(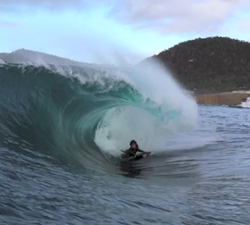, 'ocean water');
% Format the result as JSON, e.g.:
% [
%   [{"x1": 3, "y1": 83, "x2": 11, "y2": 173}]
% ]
[{"x1": 1, "y1": 50, "x2": 249, "y2": 225}]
